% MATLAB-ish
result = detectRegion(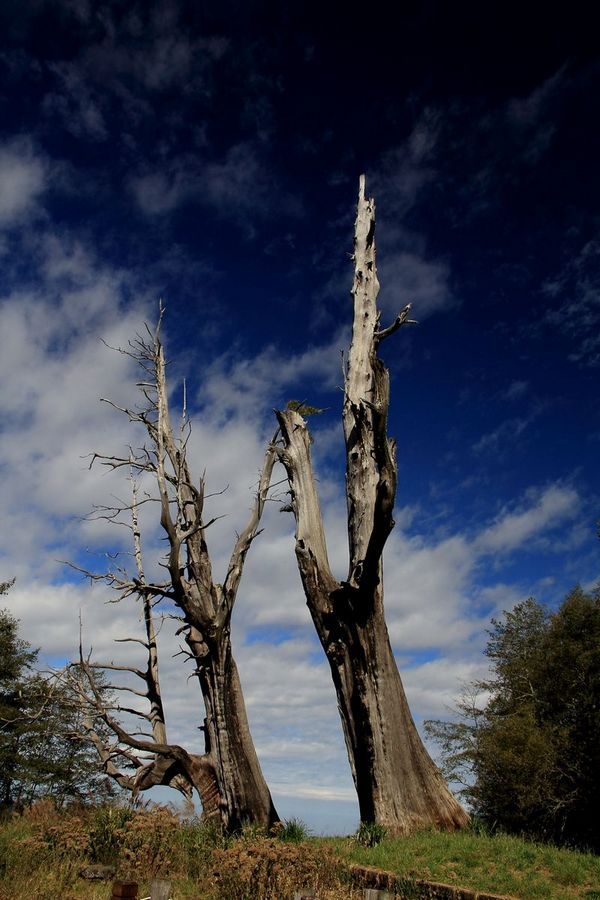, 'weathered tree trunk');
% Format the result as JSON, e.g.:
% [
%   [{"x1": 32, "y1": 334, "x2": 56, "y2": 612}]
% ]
[
  {"x1": 192, "y1": 629, "x2": 278, "y2": 829},
  {"x1": 276, "y1": 176, "x2": 469, "y2": 833},
  {"x1": 76, "y1": 319, "x2": 279, "y2": 833}
]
